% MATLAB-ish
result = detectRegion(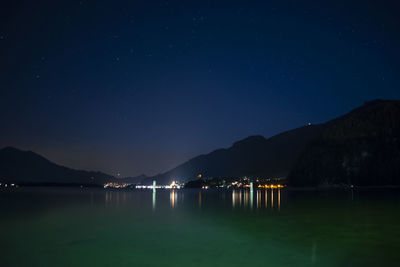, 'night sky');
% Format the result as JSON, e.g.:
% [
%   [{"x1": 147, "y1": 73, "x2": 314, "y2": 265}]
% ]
[{"x1": 1, "y1": 0, "x2": 399, "y2": 177}]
